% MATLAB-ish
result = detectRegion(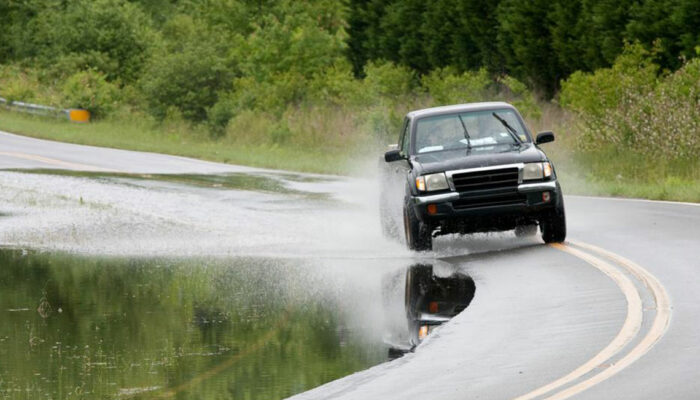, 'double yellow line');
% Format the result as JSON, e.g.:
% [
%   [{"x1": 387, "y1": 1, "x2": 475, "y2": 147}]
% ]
[{"x1": 515, "y1": 241, "x2": 671, "y2": 400}]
